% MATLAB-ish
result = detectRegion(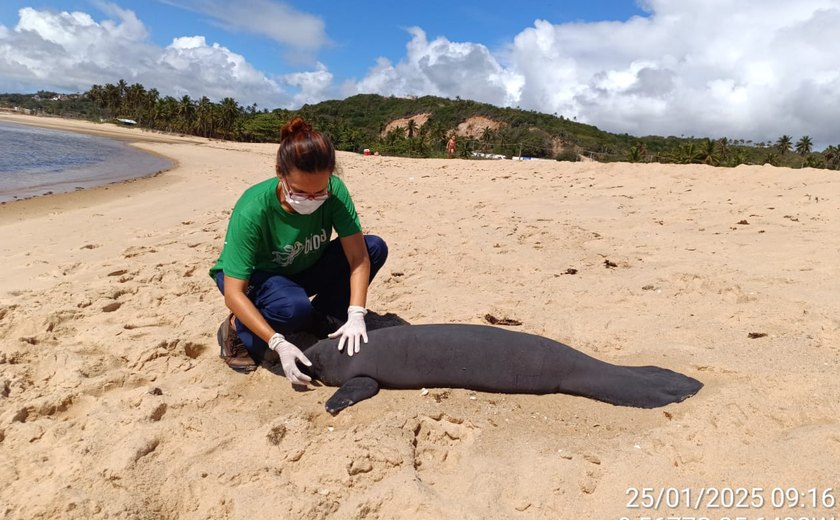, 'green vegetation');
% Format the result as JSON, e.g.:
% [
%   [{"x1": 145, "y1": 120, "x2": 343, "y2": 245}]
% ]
[{"x1": 2, "y1": 81, "x2": 839, "y2": 170}]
